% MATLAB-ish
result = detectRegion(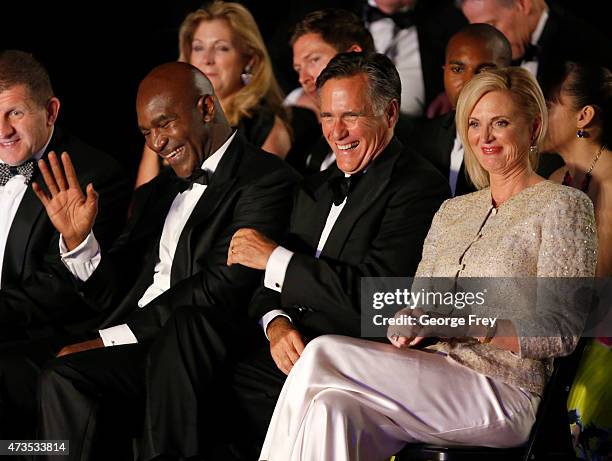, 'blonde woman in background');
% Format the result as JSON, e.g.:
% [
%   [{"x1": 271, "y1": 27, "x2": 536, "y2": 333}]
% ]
[{"x1": 135, "y1": 1, "x2": 291, "y2": 188}]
